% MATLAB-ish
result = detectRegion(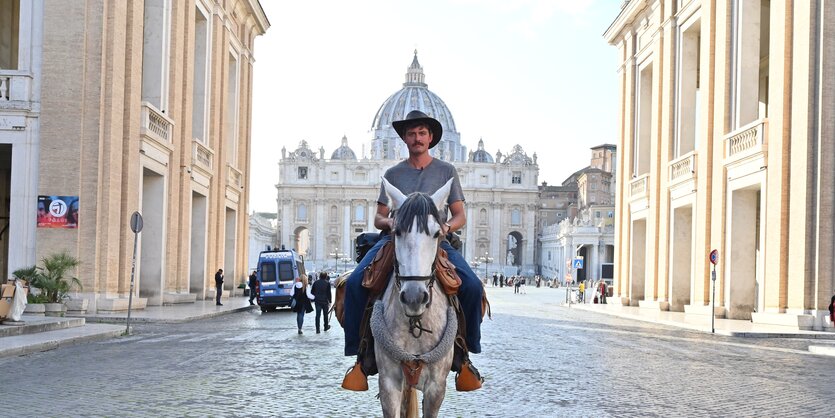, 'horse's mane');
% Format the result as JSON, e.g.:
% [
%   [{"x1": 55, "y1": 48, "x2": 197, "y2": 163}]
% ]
[{"x1": 394, "y1": 192, "x2": 441, "y2": 235}]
